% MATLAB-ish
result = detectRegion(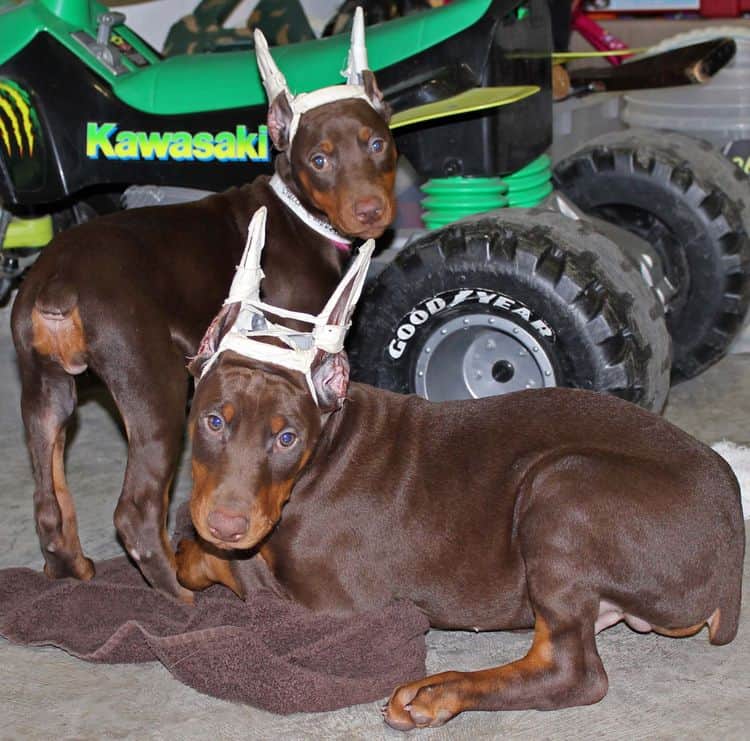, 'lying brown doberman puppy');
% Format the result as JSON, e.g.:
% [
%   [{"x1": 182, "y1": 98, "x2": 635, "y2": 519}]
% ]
[
  {"x1": 10, "y1": 17, "x2": 396, "y2": 602},
  {"x1": 177, "y1": 210, "x2": 745, "y2": 729}
]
